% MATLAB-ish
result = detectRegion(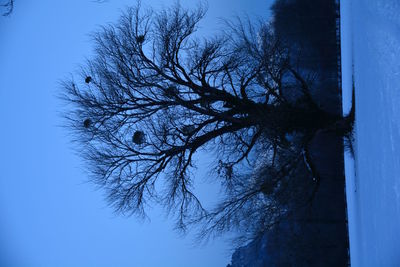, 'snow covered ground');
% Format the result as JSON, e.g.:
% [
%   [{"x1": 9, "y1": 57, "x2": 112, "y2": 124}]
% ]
[{"x1": 341, "y1": 0, "x2": 400, "y2": 266}]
